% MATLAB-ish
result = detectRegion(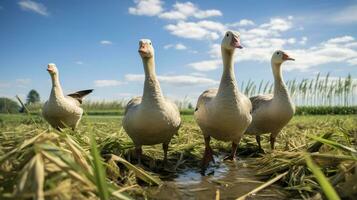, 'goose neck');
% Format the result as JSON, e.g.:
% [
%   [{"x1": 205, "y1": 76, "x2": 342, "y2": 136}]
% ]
[
  {"x1": 272, "y1": 61, "x2": 288, "y2": 98},
  {"x1": 217, "y1": 48, "x2": 238, "y2": 96},
  {"x1": 142, "y1": 57, "x2": 164, "y2": 103},
  {"x1": 50, "y1": 74, "x2": 64, "y2": 99}
]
